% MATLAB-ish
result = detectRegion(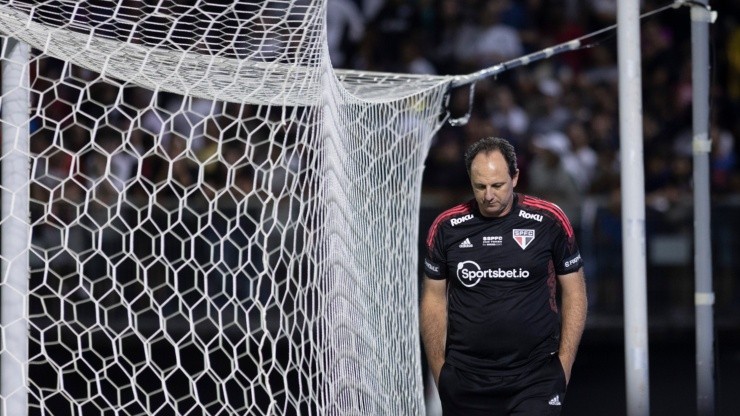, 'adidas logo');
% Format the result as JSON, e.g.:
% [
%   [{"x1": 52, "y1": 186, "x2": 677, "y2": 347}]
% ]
[
  {"x1": 458, "y1": 238, "x2": 473, "y2": 248},
  {"x1": 548, "y1": 395, "x2": 562, "y2": 406}
]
